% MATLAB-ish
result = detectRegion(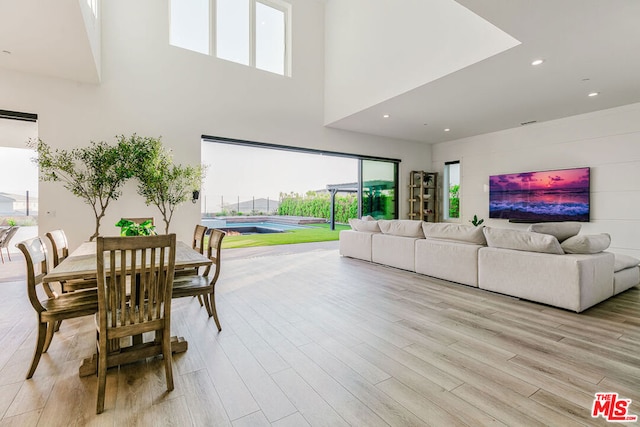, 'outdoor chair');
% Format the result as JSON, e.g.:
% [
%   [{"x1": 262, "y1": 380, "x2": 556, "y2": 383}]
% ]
[
  {"x1": 95, "y1": 234, "x2": 177, "y2": 414},
  {"x1": 172, "y1": 229, "x2": 225, "y2": 331},
  {"x1": 16, "y1": 237, "x2": 98, "y2": 379},
  {"x1": 46, "y1": 229, "x2": 98, "y2": 292},
  {"x1": 0, "y1": 226, "x2": 19, "y2": 263}
]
